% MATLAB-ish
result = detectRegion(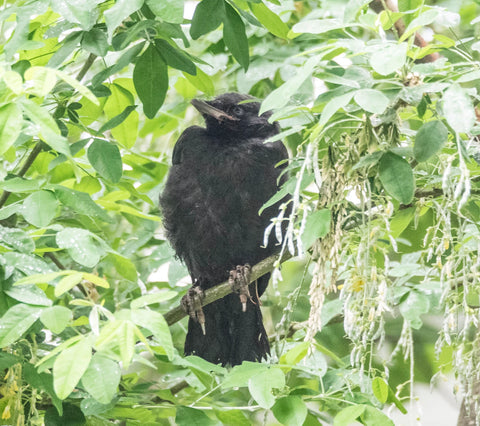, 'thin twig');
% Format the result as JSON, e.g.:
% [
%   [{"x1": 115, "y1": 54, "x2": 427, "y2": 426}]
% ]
[{"x1": 44, "y1": 252, "x2": 66, "y2": 270}]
